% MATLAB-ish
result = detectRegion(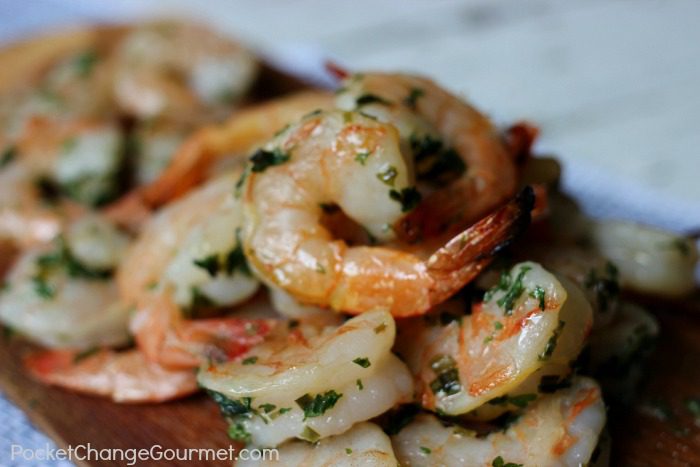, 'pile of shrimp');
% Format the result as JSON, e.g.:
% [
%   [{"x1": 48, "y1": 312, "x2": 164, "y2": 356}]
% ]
[{"x1": 1, "y1": 26, "x2": 698, "y2": 466}]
